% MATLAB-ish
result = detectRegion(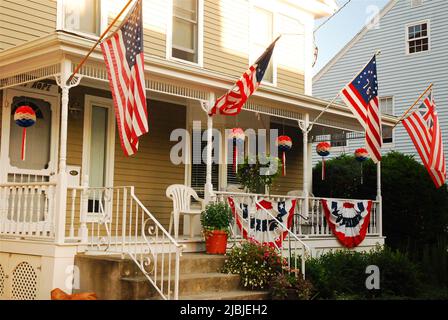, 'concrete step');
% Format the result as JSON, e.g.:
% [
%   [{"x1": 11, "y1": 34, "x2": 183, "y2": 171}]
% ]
[{"x1": 178, "y1": 290, "x2": 269, "y2": 300}]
